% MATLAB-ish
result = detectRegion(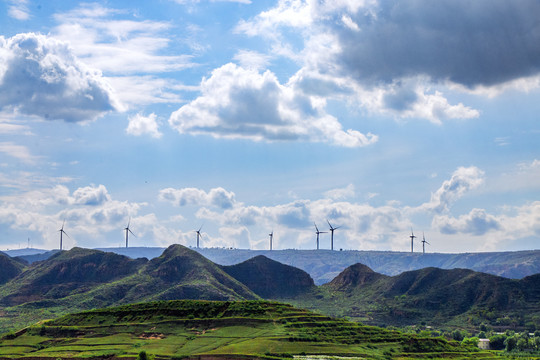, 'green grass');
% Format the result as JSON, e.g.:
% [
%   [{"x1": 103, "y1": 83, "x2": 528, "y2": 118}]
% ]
[{"x1": 0, "y1": 300, "x2": 509, "y2": 359}]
